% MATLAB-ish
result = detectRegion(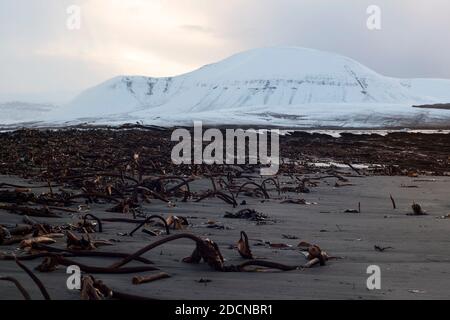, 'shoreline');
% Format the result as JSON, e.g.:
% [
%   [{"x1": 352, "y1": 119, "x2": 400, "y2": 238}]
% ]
[
  {"x1": 1, "y1": 174, "x2": 449, "y2": 300},
  {"x1": 2, "y1": 123, "x2": 450, "y2": 134},
  {"x1": 0, "y1": 129, "x2": 449, "y2": 300}
]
